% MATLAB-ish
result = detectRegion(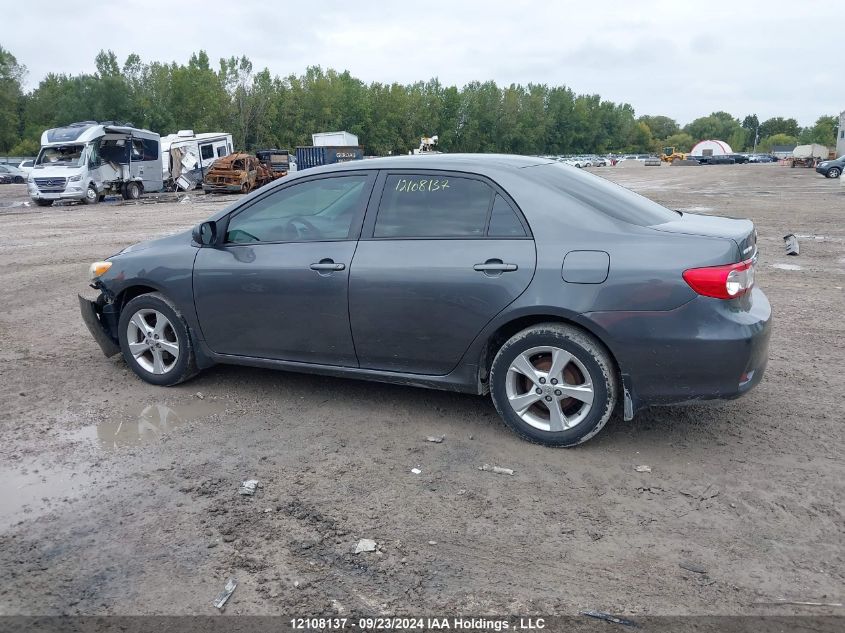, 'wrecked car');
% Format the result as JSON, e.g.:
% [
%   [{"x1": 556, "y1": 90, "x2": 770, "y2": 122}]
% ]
[
  {"x1": 80, "y1": 154, "x2": 771, "y2": 447},
  {"x1": 202, "y1": 153, "x2": 278, "y2": 194}
]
